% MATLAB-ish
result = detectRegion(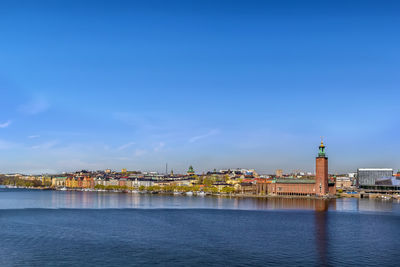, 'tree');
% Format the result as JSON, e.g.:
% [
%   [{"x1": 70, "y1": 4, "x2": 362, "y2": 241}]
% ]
[
  {"x1": 95, "y1": 184, "x2": 105, "y2": 189},
  {"x1": 224, "y1": 175, "x2": 230, "y2": 182},
  {"x1": 221, "y1": 186, "x2": 235, "y2": 194}
]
